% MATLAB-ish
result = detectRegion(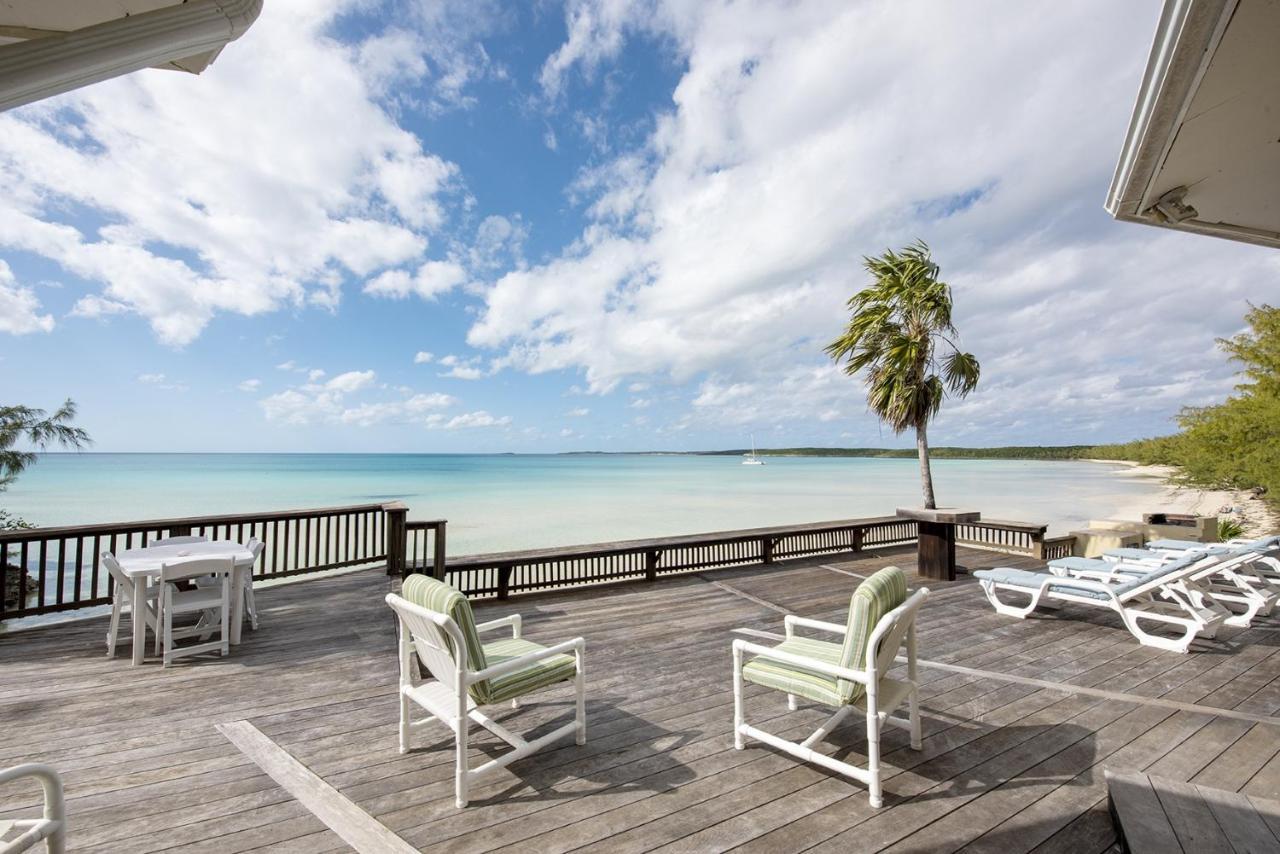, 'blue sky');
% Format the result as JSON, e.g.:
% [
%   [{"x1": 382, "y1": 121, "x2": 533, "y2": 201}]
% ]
[{"x1": 2, "y1": 0, "x2": 1278, "y2": 453}]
